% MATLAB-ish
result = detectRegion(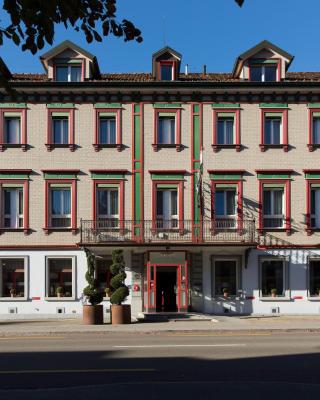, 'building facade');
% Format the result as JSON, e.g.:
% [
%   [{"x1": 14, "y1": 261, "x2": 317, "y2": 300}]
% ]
[{"x1": 1, "y1": 39, "x2": 320, "y2": 317}]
